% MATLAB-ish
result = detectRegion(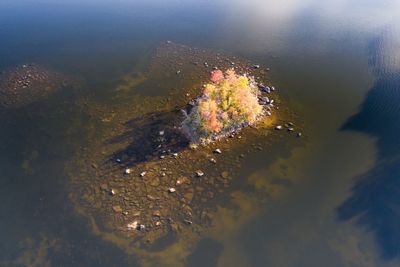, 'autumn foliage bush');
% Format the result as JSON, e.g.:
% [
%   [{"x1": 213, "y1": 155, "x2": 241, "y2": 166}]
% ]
[{"x1": 182, "y1": 69, "x2": 263, "y2": 143}]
